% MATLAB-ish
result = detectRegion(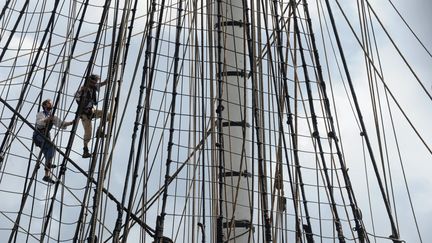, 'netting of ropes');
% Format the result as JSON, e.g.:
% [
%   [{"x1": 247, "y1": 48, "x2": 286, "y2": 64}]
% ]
[{"x1": 0, "y1": 0, "x2": 431, "y2": 242}]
